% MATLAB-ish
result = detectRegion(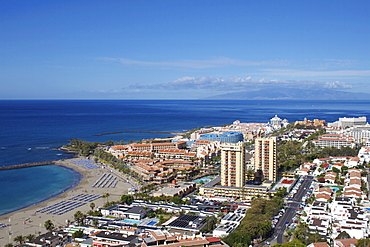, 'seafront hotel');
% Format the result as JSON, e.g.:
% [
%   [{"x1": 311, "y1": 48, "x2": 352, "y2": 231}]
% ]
[{"x1": 200, "y1": 138, "x2": 278, "y2": 200}]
